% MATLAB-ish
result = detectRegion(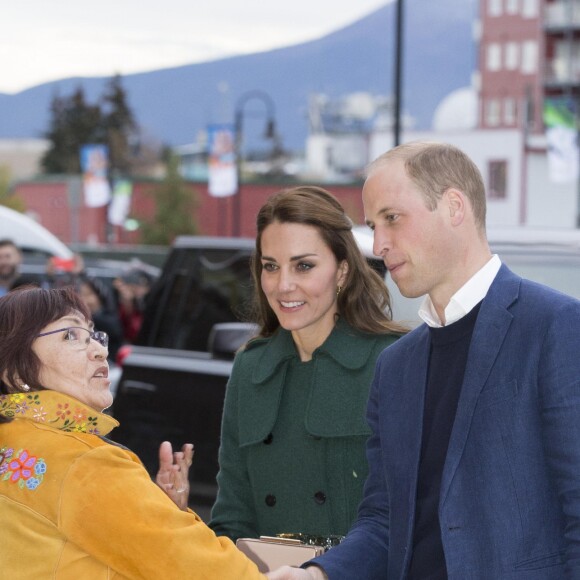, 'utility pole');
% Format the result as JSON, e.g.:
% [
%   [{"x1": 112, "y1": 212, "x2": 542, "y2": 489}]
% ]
[{"x1": 393, "y1": 0, "x2": 404, "y2": 147}]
